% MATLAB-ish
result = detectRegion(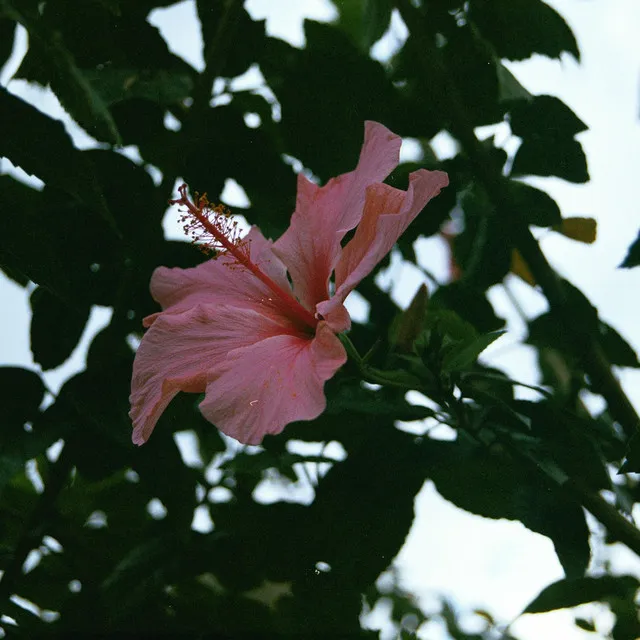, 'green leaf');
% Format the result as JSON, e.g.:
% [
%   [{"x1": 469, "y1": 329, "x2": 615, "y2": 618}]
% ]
[
  {"x1": 455, "y1": 185, "x2": 514, "y2": 288},
  {"x1": 0, "y1": 89, "x2": 116, "y2": 231},
  {"x1": 327, "y1": 381, "x2": 434, "y2": 422},
  {"x1": 30, "y1": 287, "x2": 91, "y2": 371},
  {"x1": 197, "y1": 2, "x2": 265, "y2": 79},
  {"x1": 497, "y1": 63, "x2": 533, "y2": 102},
  {"x1": 440, "y1": 23, "x2": 501, "y2": 127},
  {"x1": 598, "y1": 322, "x2": 639, "y2": 368},
  {"x1": 509, "y1": 95, "x2": 588, "y2": 140},
  {"x1": 389, "y1": 284, "x2": 429, "y2": 352},
  {"x1": 0, "y1": 17, "x2": 16, "y2": 69},
  {"x1": 0, "y1": 368, "x2": 57, "y2": 491},
  {"x1": 442, "y1": 331, "x2": 505, "y2": 373},
  {"x1": 0, "y1": 366, "x2": 45, "y2": 428},
  {"x1": 81, "y1": 68, "x2": 193, "y2": 106},
  {"x1": 619, "y1": 229, "x2": 640, "y2": 268},
  {"x1": 261, "y1": 21, "x2": 398, "y2": 179},
  {"x1": 516, "y1": 400, "x2": 611, "y2": 491},
  {"x1": 293, "y1": 426, "x2": 429, "y2": 619},
  {"x1": 430, "y1": 439, "x2": 590, "y2": 578},
  {"x1": 431, "y1": 283, "x2": 505, "y2": 334},
  {"x1": 3, "y1": 0, "x2": 120, "y2": 143},
  {"x1": 620, "y1": 434, "x2": 640, "y2": 474},
  {"x1": 511, "y1": 138, "x2": 589, "y2": 183},
  {"x1": 0, "y1": 176, "x2": 120, "y2": 304},
  {"x1": 470, "y1": 0, "x2": 580, "y2": 61},
  {"x1": 506, "y1": 180, "x2": 562, "y2": 227},
  {"x1": 524, "y1": 575, "x2": 639, "y2": 613},
  {"x1": 333, "y1": 0, "x2": 393, "y2": 52}
]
